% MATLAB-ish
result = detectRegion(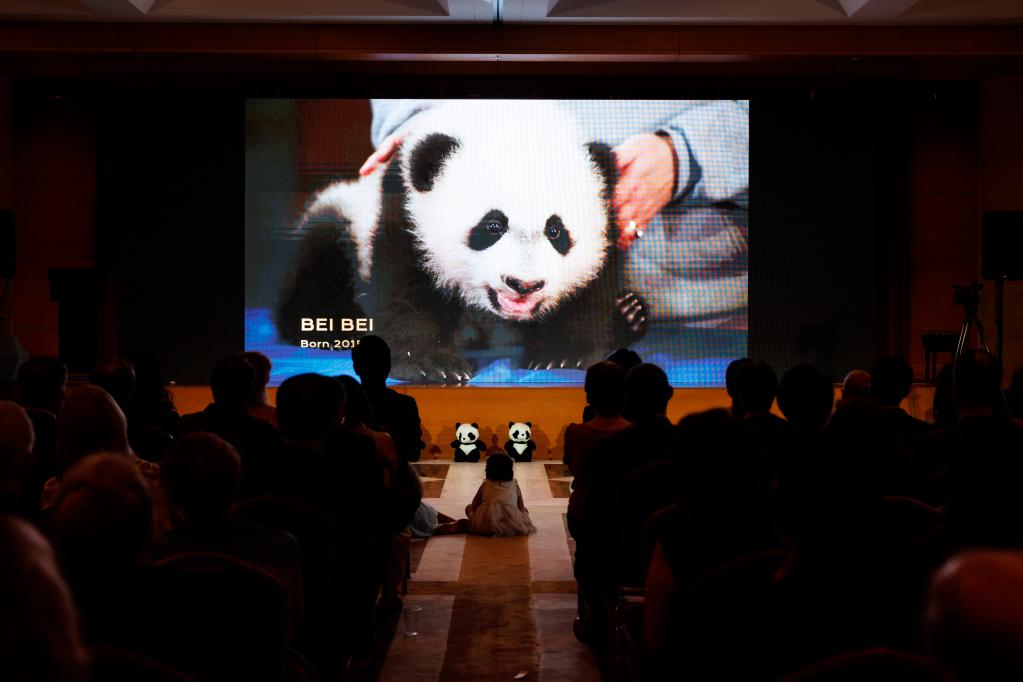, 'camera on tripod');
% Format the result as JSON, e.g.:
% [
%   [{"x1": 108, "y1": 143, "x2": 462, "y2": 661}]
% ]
[{"x1": 953, "y1": 281, "x2": 982, "y2": 317}]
